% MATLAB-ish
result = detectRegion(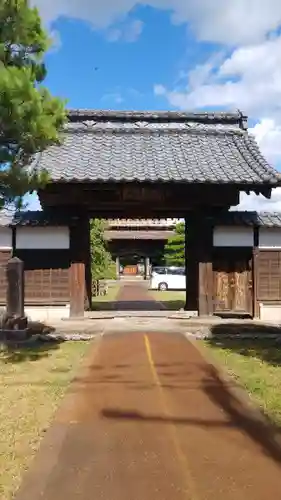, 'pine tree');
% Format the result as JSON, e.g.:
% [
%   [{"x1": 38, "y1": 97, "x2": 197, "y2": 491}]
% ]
[
  {"x1": 0, "y1": 0, "x2": 66, "y2": 207},
  {"x1": 164, "y1": 222, "x2": 185, "y2": 266},
  {"x1": 90, "y1": 219, "x2": 116, "y2": 280}
]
